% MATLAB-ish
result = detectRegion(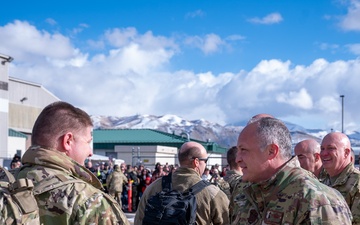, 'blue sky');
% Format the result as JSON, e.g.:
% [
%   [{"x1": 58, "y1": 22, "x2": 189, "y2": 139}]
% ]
[{"x1": 1, "y1": 0, "x2": 360, "y2": 132}]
